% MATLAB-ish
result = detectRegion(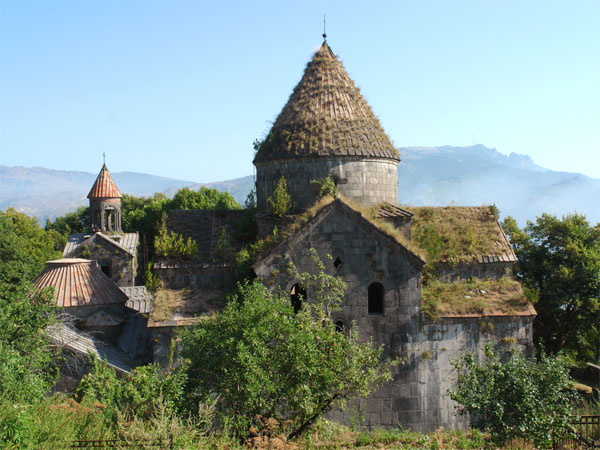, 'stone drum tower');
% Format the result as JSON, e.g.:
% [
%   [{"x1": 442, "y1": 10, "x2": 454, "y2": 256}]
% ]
[
  {"x1": 88, "y1": 163, "x2": 122, "y2": 232},
  {"x1": 253, "y1": 40, "x2": 400, "y2": 211}
]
